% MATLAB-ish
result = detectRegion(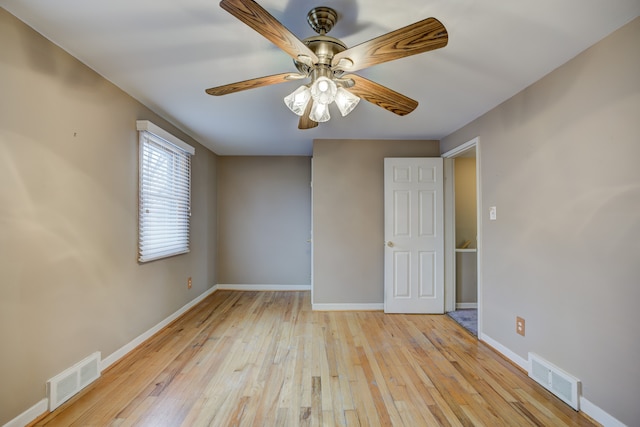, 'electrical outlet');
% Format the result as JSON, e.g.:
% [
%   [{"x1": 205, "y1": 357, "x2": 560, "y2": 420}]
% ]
[
  {"x1": 516, "y1": 316, "x2": 525, "y2": 336},
  {"x1": 187, "y1": 277, "x2": 192, "y2": 289}
]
